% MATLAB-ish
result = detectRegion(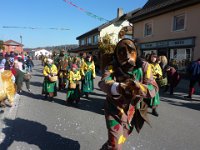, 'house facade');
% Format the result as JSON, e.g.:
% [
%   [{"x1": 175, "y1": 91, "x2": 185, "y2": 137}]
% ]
[
  {"x1": 129, "y1": 0, "x2": 200, "y2": 70},
  {"x1": 3, "y1": 40, "x2": 24, "y2": 54}
]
